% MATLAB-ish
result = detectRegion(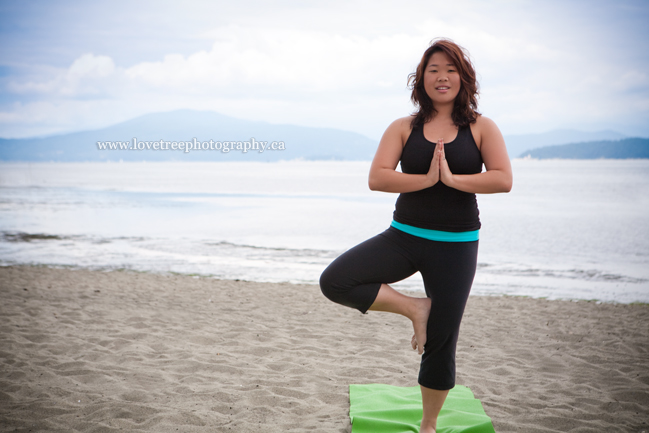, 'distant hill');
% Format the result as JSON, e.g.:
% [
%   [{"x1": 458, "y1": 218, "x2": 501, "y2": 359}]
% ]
[
  {"x1": 504, "y1": 129, "x2": 627, "y2": 158},
  {"x1": 520, "y1": 137, "x2": 649, "y2": 159},
  {"x1": 0, "y1": 110, "x2": 378, "y2": 162},
  {"x1": 1, "y1": 110, "x2": 642, "y2": 162}
]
